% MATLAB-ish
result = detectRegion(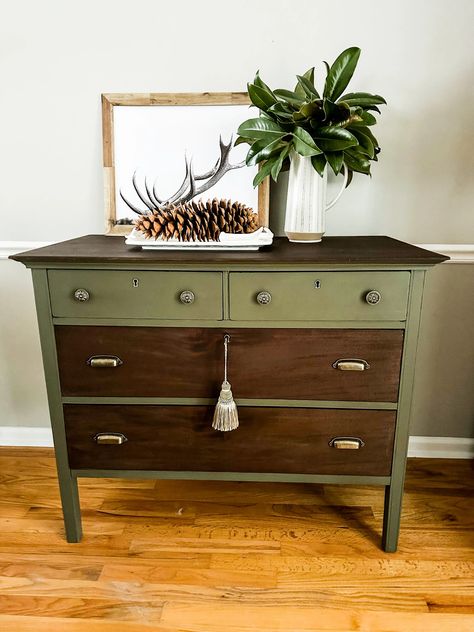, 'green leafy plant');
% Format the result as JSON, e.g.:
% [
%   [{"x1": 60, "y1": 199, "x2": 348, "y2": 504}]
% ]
[{"x1": 236, "y1": 47, "x2": 386, "y2": 187}]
